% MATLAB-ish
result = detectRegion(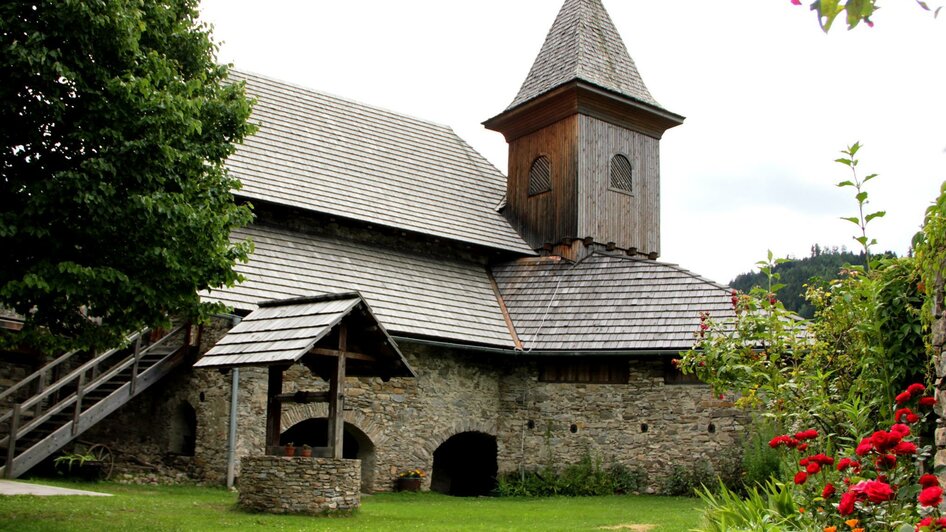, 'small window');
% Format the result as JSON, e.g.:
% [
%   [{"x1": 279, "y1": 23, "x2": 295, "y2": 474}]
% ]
[
  {"x1": 539, "y1": 359, "x2": 628, "y2": 384},
  {"x1": 663, "y1": 358, "x2": 702, "y2": 385},
  {"x1": 609, "y1": 154, "x2": 633, "y2": 194},
  {"x1": 528, "y1": 156, "x2": 551, "y2": 196}
]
